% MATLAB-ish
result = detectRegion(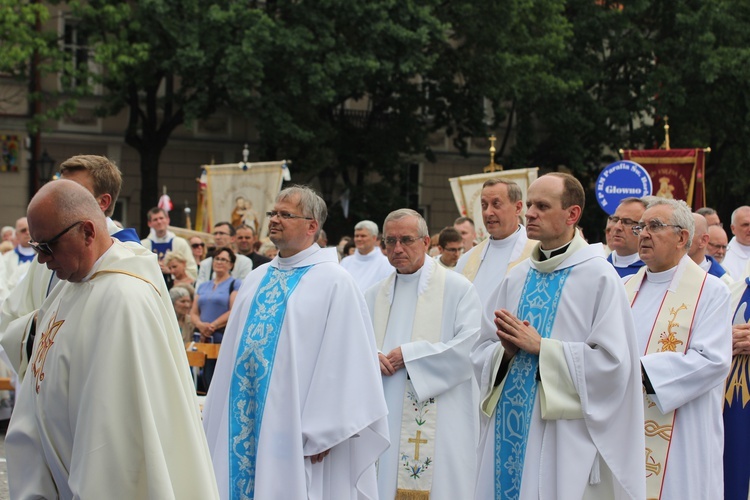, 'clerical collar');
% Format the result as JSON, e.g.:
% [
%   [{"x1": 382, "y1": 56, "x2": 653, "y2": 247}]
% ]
[
  {"x1": 395, "y1": 264, "x2": 423, "y2": 282},
  {"x1": 538, "y1": 242, "x2": 571, "y2": 262},
  {"x1": 276, "y1": 243, "x2": 320, "y2": 269},
  {"x1": 488, "y1": 226, "x2": 521, "y2": 248},
  {"x1": 645, "y1": 265, "x2": 677, "y2": 284},
  {"x1": 732, "y1": 238, "x2": 750, "y2": 256},
  {"x1": 15, "y1": 245, "x2": 35, "y2": 256},
  {"x1": 82, "y1": 244, "x2": 116, "y2": 282},
  {"x1": 611, "y1": 251, "x2": 641, "y2": 267}
]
